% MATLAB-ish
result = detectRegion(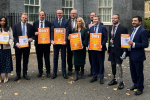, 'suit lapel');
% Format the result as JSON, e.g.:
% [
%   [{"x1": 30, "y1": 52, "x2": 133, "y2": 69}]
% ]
[
  {"x1": 114, "y1": 24, "x2": 120, "y2": 39},
  {"x1": 133, "y1": 26, "x2": 141, "y2": 41},
  {"x1": 19, "y1": 22, "x2": 22, "y2": 36},
  {"x1": 91, "y1": 26, "x2": 94, "y2": 33},
  {"x1": 61, "y1": 18, "x2": 64, "y2": 28}
]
